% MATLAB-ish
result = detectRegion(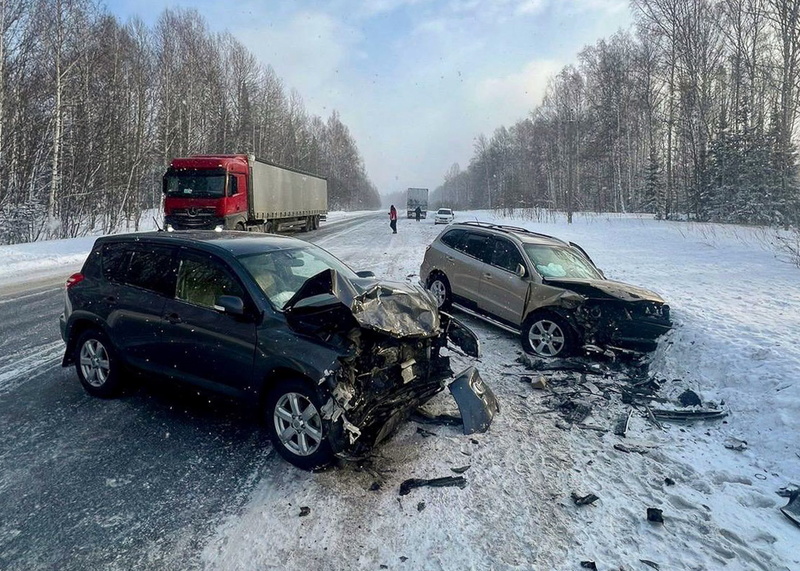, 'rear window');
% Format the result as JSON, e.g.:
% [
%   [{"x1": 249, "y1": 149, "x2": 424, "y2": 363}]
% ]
[{"x1": 440, "y1": 229, "x2": 466, "y2": 249}]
